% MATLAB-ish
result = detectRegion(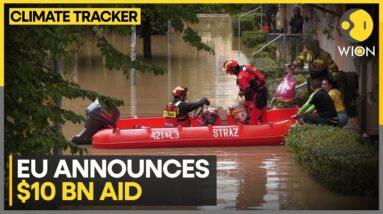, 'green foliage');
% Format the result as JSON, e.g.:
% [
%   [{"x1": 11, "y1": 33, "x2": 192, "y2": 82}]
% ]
[
  {"x1": 140, "y1": 4, "x2": 247, "y2": 36},
  {"x1": 253, "y1": 43, "x2": 277, "y2": 57},
  {"x1": 147, "y1": 4, "x2": 243, "y2": 32},
  {"x1": 150, "y1": 17, "x2": 168, "y2": 35},
  {"x1": 139, "y1": 5, "x2": 249, "y2": 55},
  {"x1": 182, "y1": 27, "x2": 214, "y2": 54},
  {"x1": 165, "y1": 5, "x2": 214, "y2": 55},
  {"x1": 285, "y1": 125, "x2": 379, "y2": 195},
  {"x1": 241, "y1": 31, "x2": 267, "y2": 48},
  {"x1": 96, "y1": 36, "x2": 165, "y2": 76},
  {"x1": 5, "y1": 4, "x2": 249, "y2": 158},
  {"x1": 5, "y1": 26, "x2": 125, "y2": 156},
  {"x1": 195, "y1": 4, "x2": 243, "y2": 14},
  {"x1": 232, "y1": 12, "x2": 263, "y2": 35},
  {"x1": 251, "y1": 55, "x2": 282, "y2": 74},
  {"x1": 139, "y1": 4, "x2": 215, "y2": 55}
]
